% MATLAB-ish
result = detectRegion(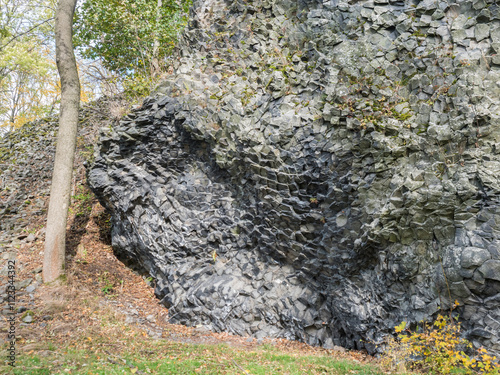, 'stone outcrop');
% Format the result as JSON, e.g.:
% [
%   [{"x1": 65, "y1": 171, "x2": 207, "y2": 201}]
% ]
[
  {"x1": 0, "y1": 97, "x2": 127, "y2": 316},
  {"x1": 89, "y1": 0, "x2": 500, "y2": 353}
]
